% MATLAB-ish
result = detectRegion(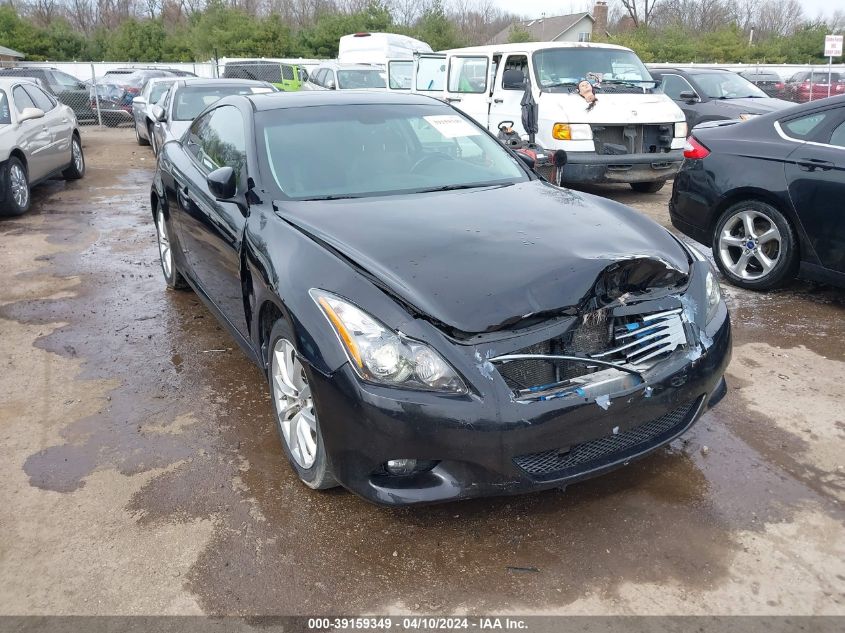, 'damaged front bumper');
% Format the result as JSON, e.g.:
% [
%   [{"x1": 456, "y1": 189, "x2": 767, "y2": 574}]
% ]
[
  {"x1": 560, "y1": 150, "x2": 684, "y2": 184},
  {"x1": 308, "y1": 283, "x2": 731, "y2": 506}
]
